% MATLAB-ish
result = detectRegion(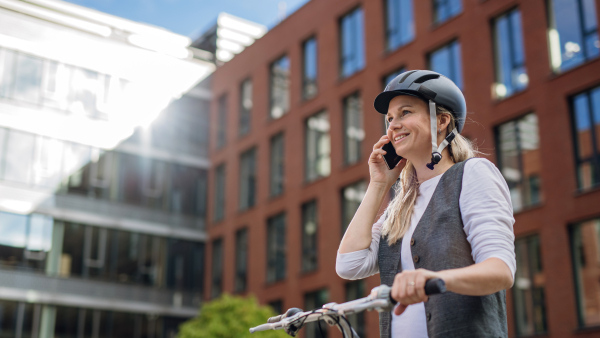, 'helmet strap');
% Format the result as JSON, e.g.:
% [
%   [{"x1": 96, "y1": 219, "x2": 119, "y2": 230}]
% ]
[{"x1": 426, "y1": 100, "x2": 458, "y2": 170}]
